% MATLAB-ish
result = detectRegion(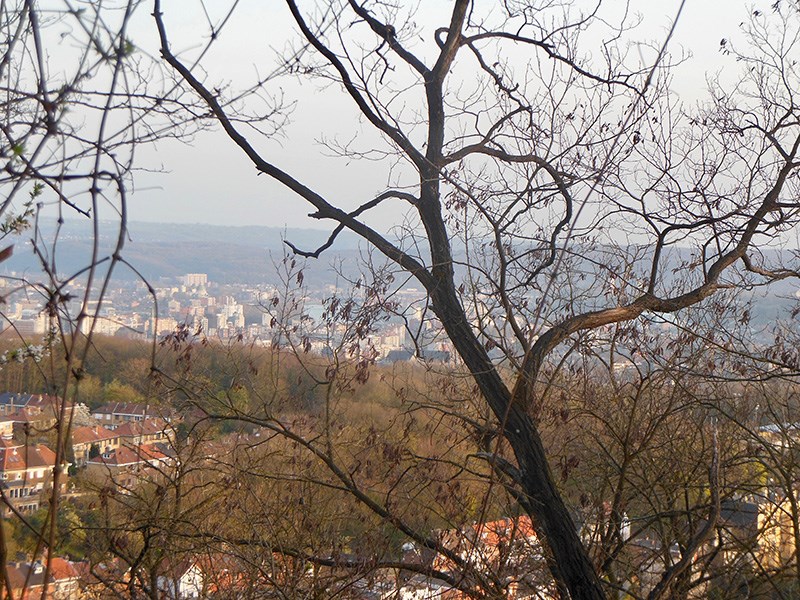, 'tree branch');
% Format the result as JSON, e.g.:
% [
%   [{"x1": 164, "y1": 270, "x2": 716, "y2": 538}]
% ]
[{"x1": 154, "y1": 1, "x2": 433, "y2": 290}]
